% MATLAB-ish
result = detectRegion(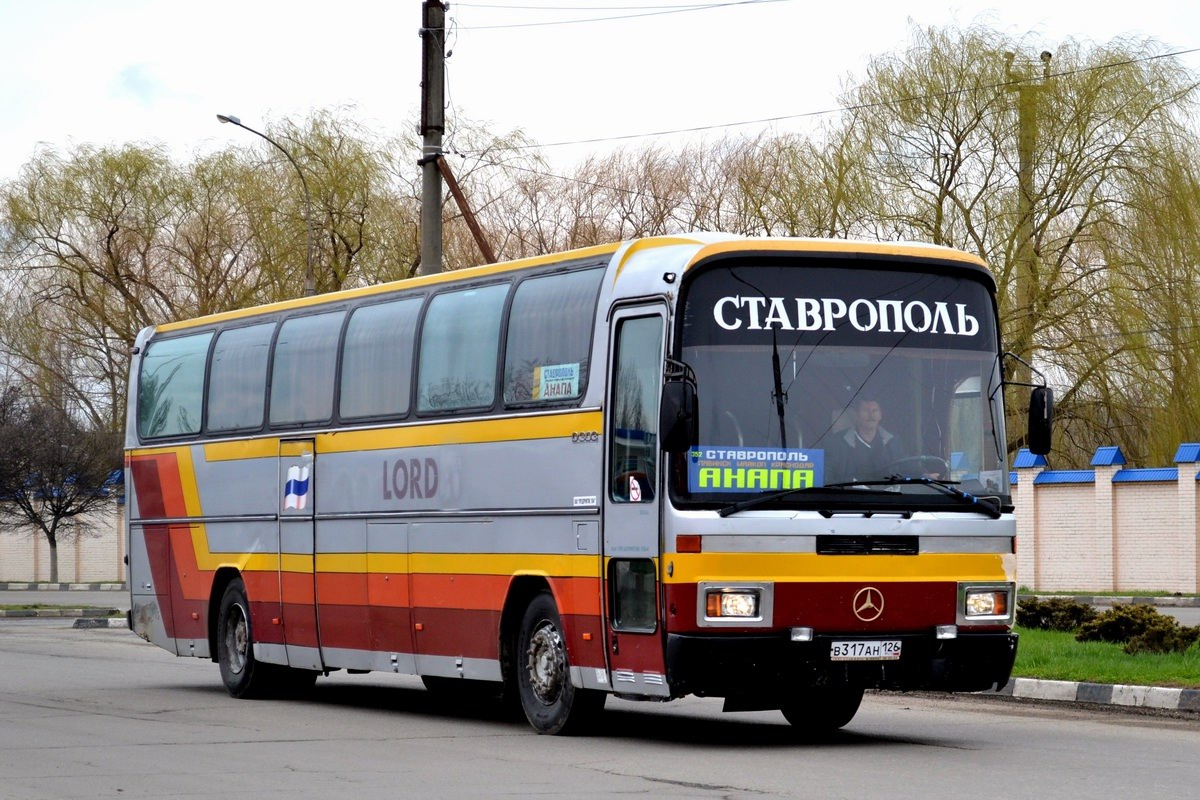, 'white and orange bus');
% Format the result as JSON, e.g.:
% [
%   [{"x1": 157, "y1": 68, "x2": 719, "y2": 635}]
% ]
[{"x1": 125, "y1": 234, "x2": 1051, "y2": 734}]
